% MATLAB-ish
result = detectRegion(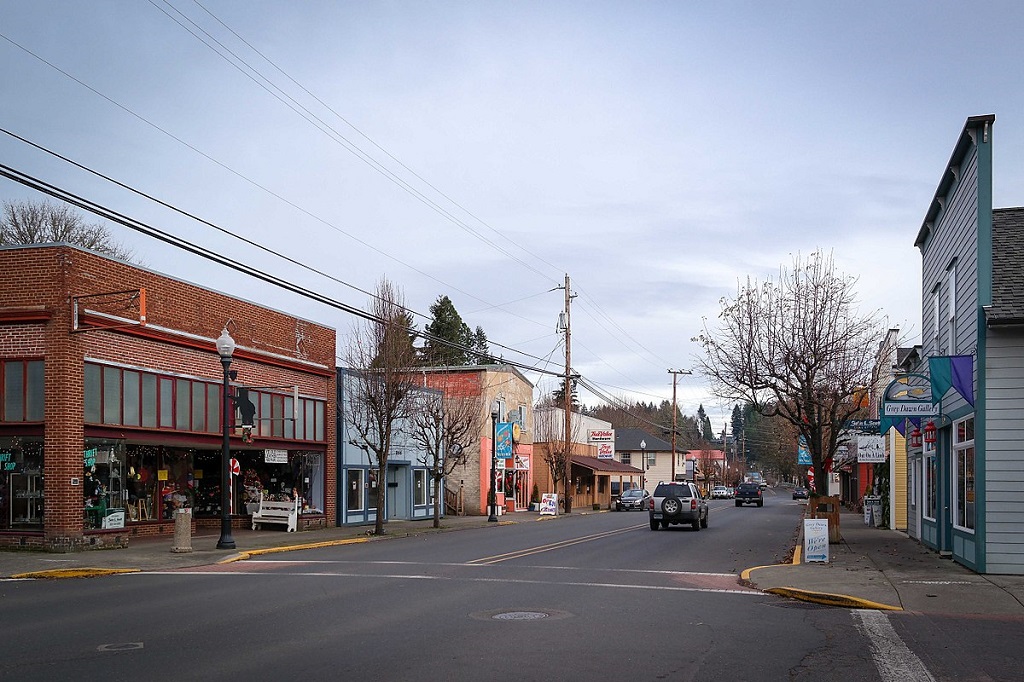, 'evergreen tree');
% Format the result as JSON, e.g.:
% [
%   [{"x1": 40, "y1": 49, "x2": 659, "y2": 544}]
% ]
[
  {"x1": 421, "y1": 295, "x2": 473, "y2": 366},
  {"x1": 471, "y1": 325, "x2": 493, "y2": 364},
  {"x1": 730, "y1": 404, "x2": 744, "y2": 440},
  {"x1": 551, "y1": 376, "x2": 580, "y2": 410},
  {"x1": 696, "y1": 404, "x2": 713, "y2": 441}
]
